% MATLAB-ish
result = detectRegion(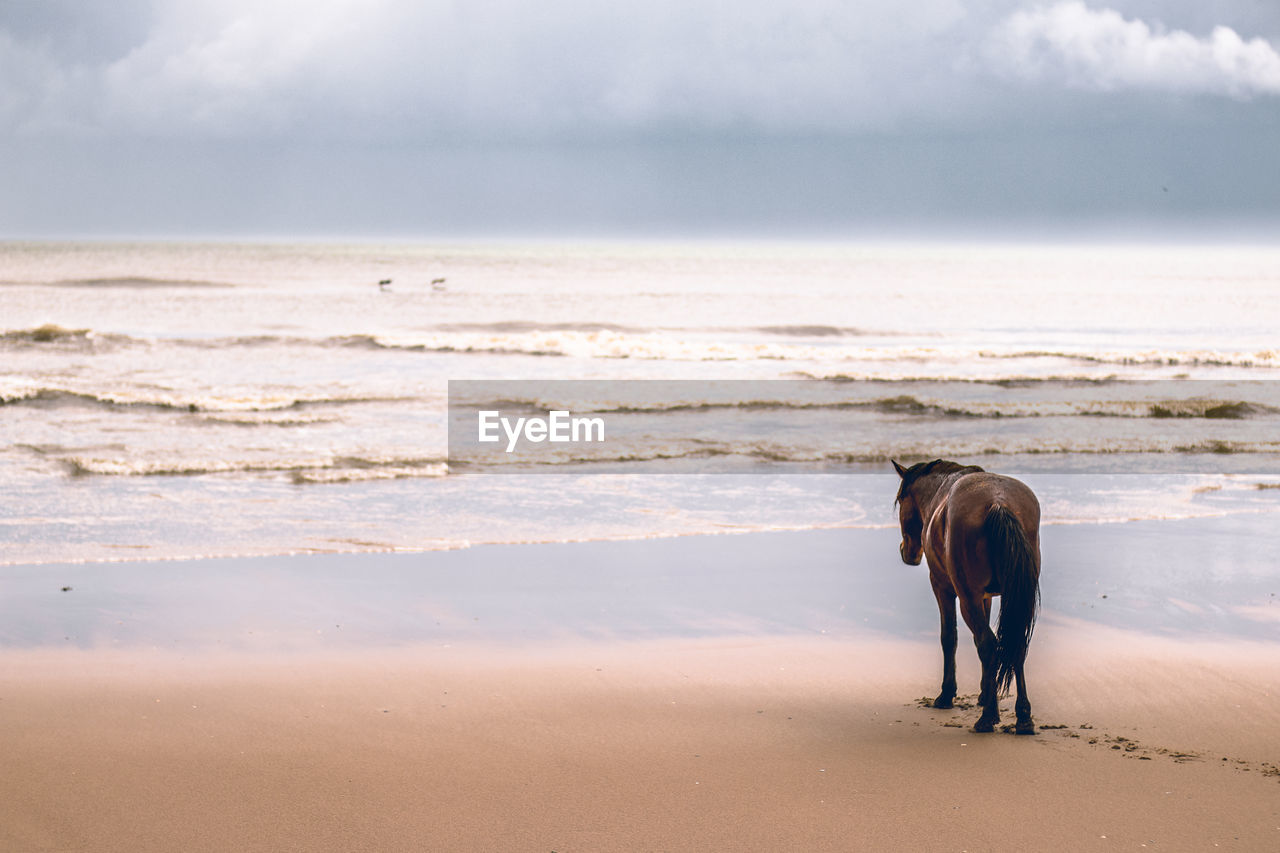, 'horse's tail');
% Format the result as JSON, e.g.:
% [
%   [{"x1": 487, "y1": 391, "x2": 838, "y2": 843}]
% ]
[{"x1": 985, "y1": 505, "x2": 1040, "y2": 696}]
